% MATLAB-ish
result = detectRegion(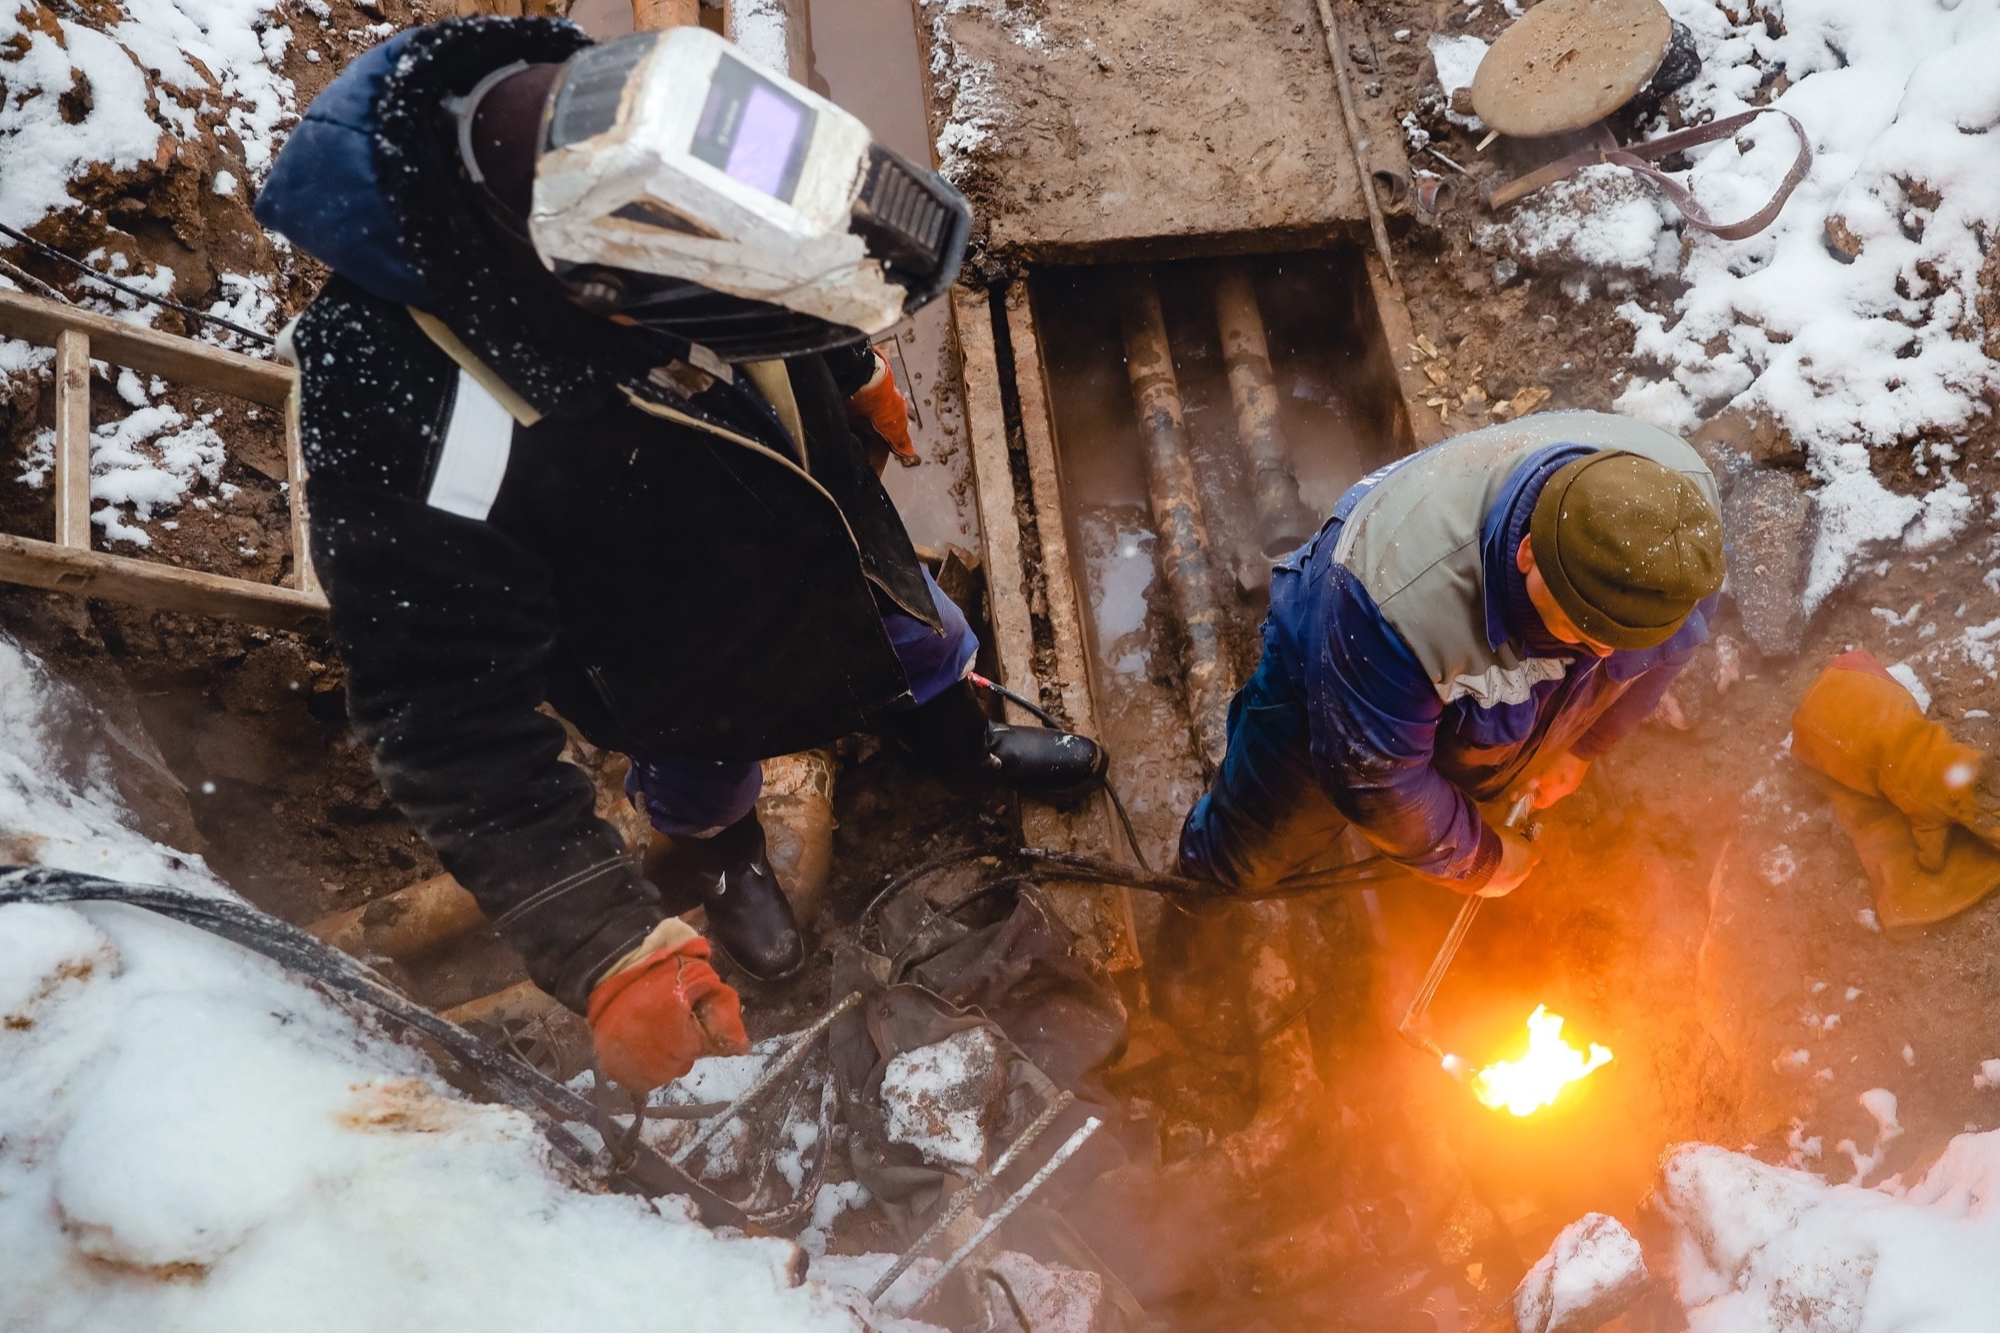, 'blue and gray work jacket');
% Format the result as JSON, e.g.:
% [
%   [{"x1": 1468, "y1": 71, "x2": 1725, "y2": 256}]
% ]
[{"x1": 1268, "y1": 411, "x2": 1721, "y2": 884}]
